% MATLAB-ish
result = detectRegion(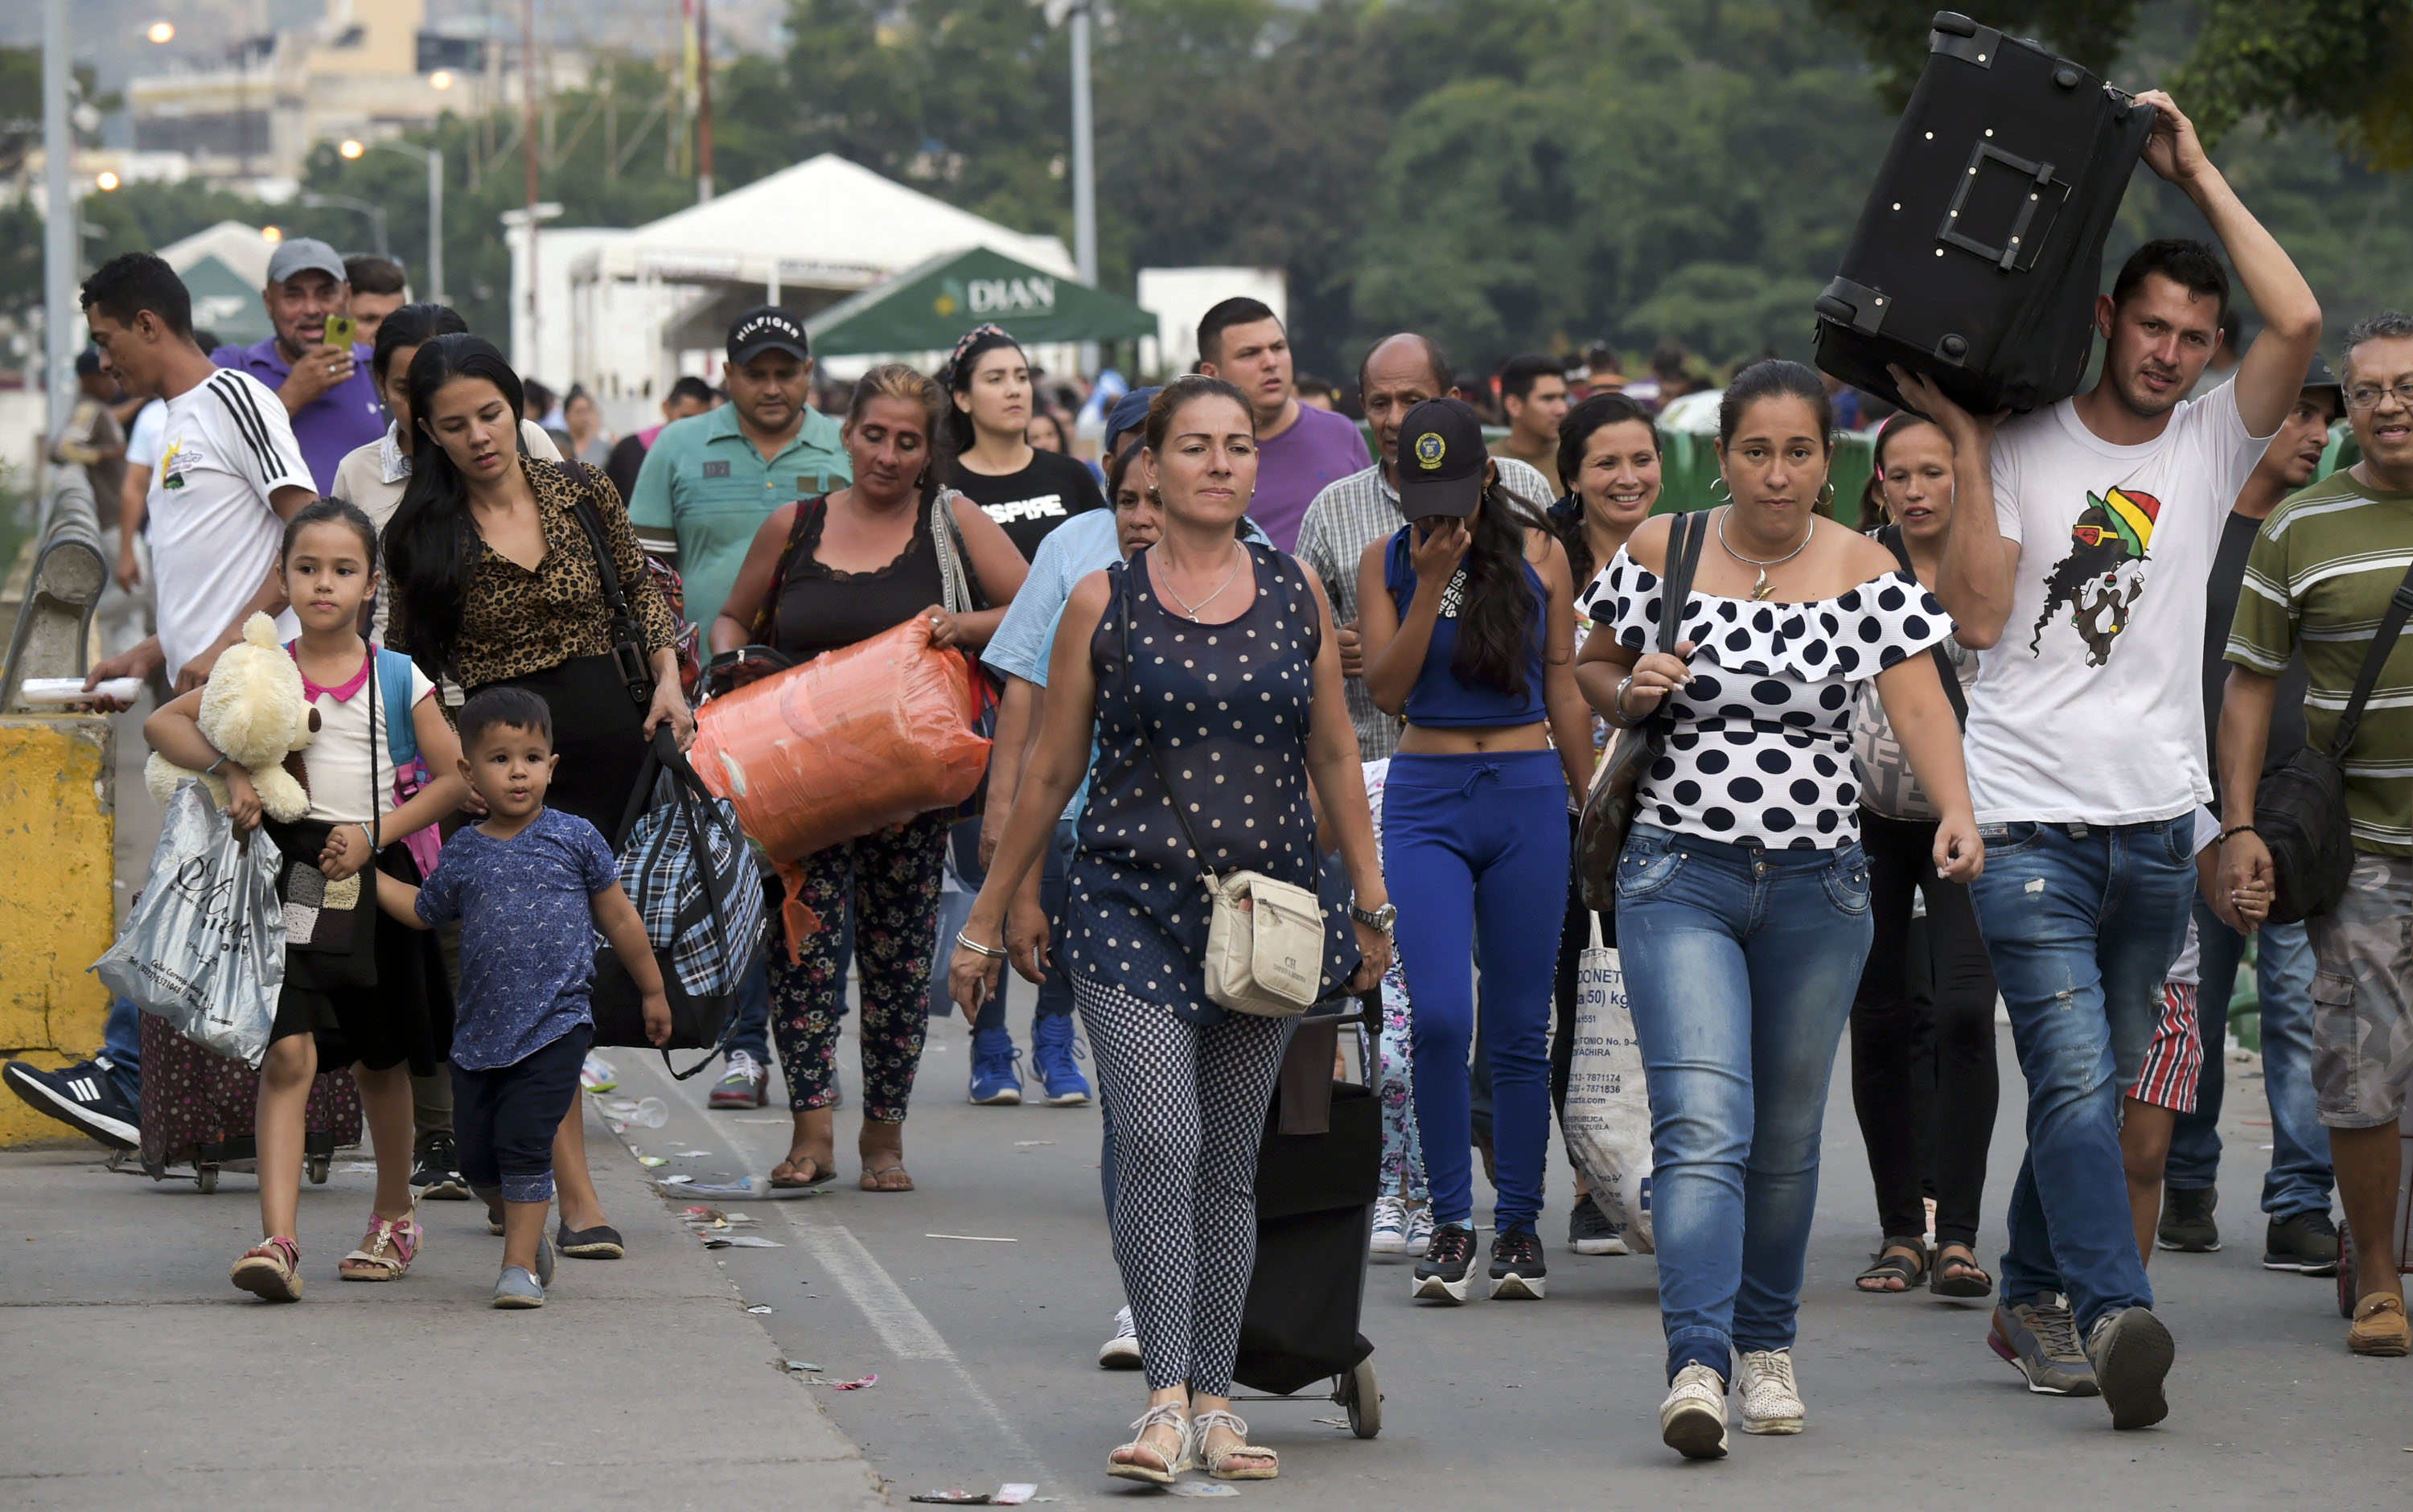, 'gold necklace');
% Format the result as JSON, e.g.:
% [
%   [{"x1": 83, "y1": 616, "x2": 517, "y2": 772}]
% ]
[{"x1": 1716, "y1": 507, "x2": 1815, "y2": 601}]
